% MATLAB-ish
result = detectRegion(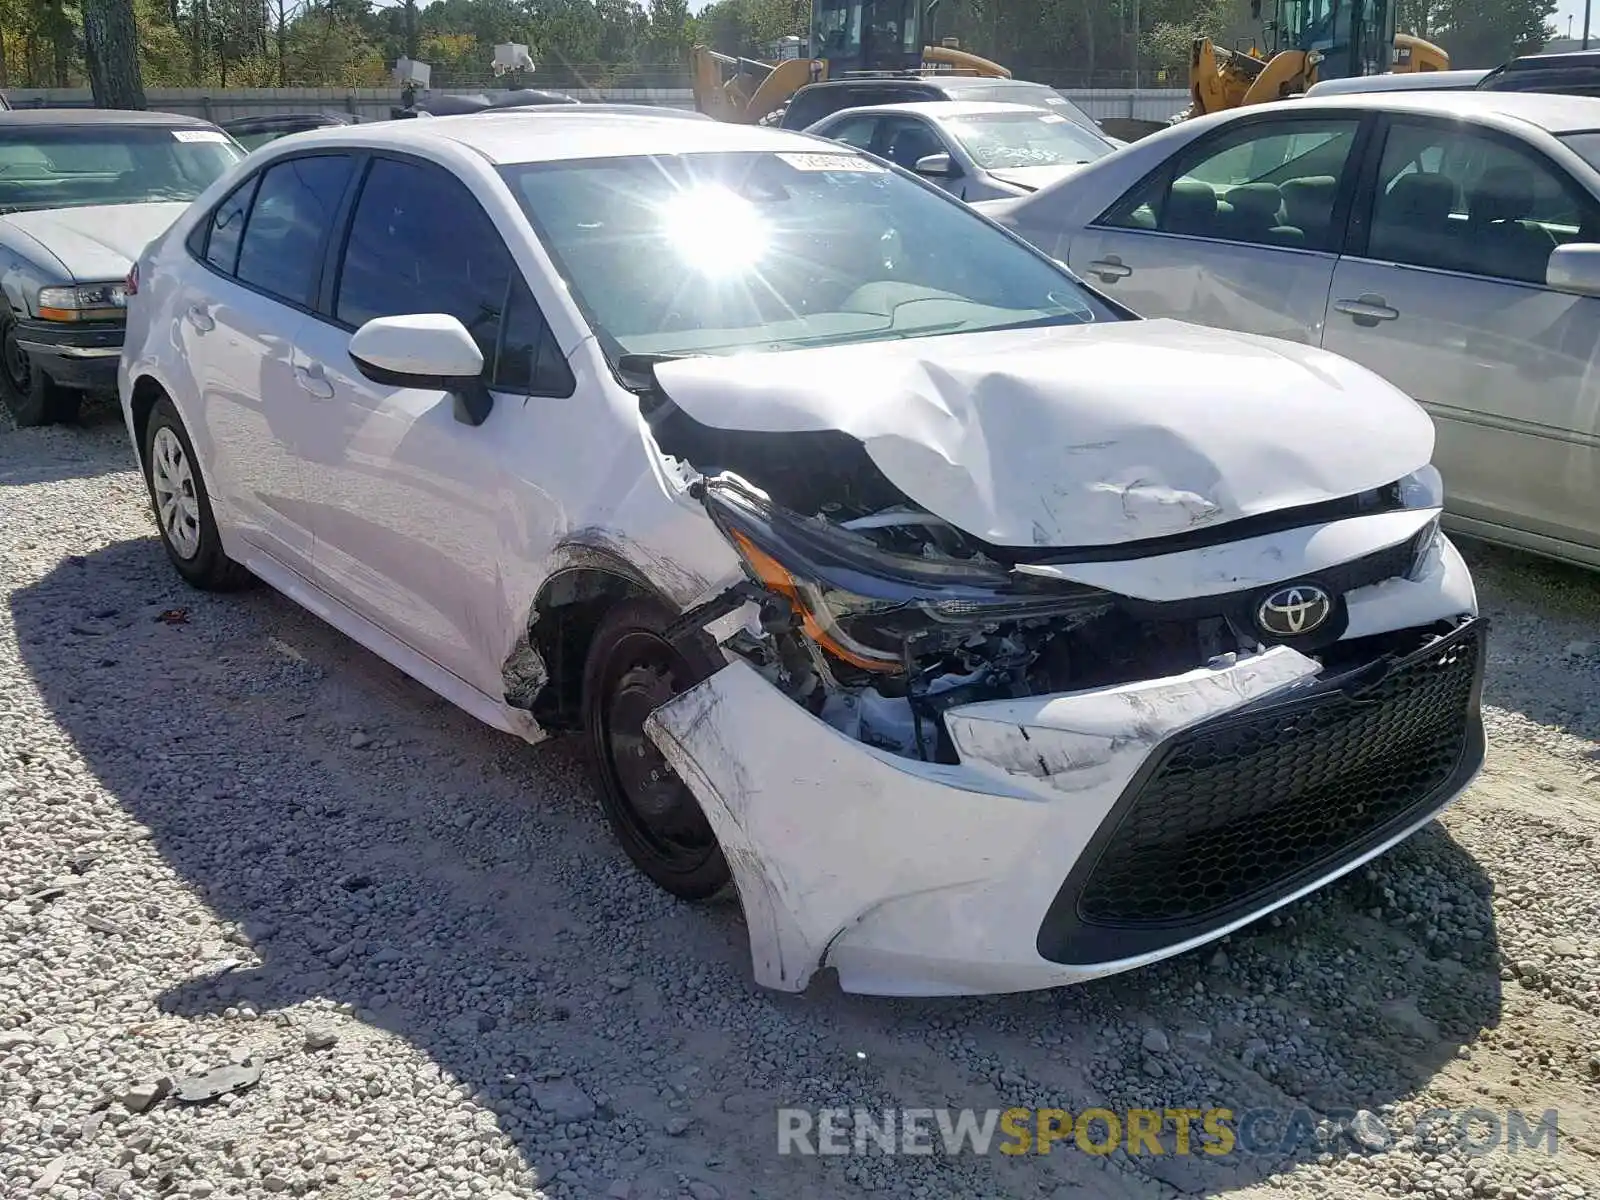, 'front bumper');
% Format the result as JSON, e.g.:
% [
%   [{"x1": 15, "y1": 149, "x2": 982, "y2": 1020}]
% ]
[
  {"x1": 645, "y1": 546, "x2": 1485, "y2": 998},
  {"x1": 13, "y1": 317, "x2": 124, "y2": 392}
]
